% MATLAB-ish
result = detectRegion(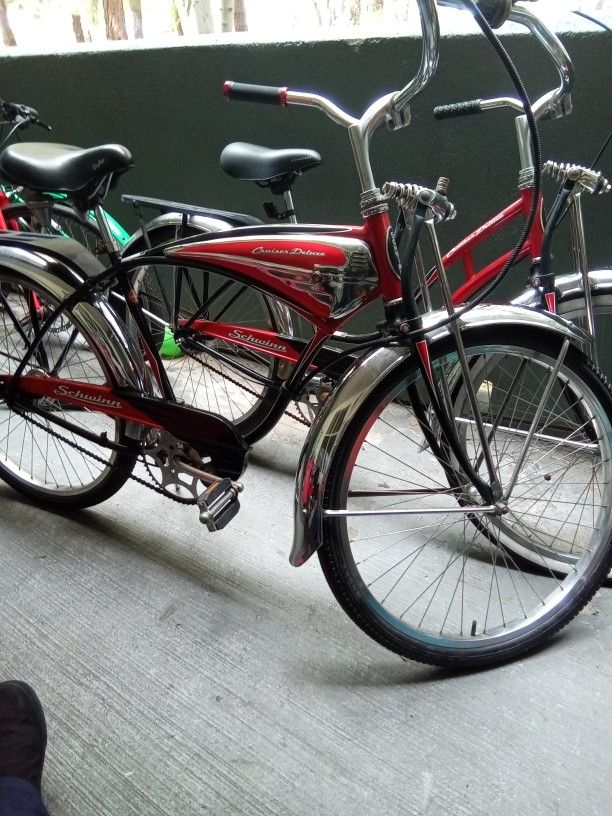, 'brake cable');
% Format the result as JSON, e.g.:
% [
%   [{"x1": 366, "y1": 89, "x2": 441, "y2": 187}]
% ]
[{"x1": 405, "y1": 0, "x2": 542, "y2": 341}]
